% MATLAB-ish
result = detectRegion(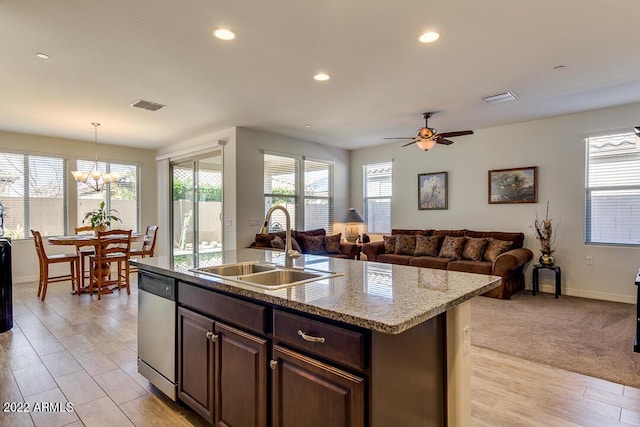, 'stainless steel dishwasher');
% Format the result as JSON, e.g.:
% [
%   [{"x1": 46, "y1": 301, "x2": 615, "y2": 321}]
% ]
[{"x1": 138, "y1": 270, "x2": 177, "y2": 400}]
